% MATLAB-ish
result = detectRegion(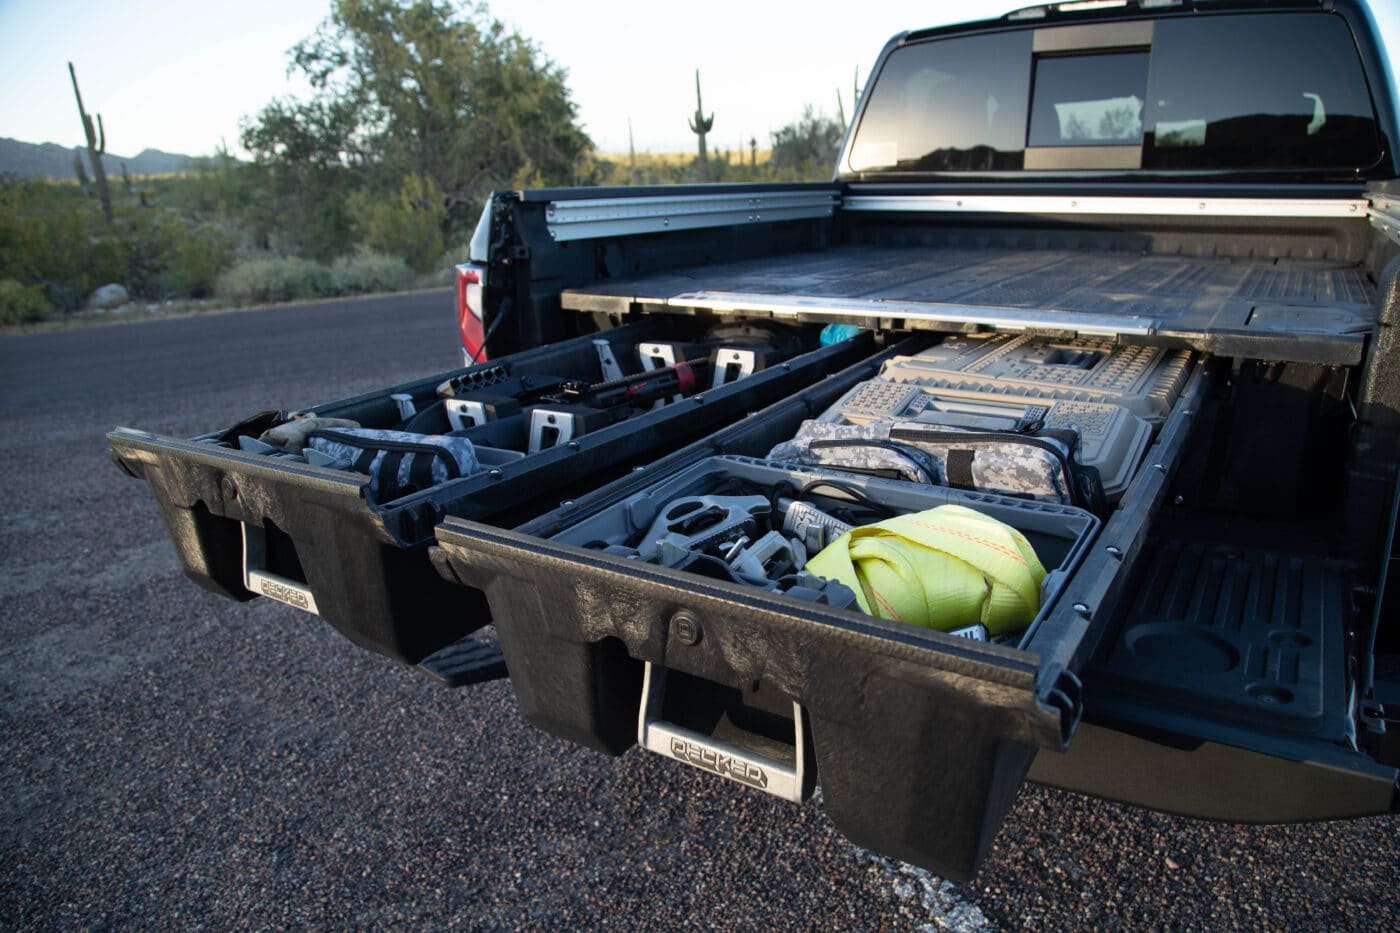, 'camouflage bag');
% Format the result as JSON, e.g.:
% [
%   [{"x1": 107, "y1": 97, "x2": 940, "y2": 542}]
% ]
[
  {"x1": 305, "y1": 428, "x2": 481, "y2": 501},
  {"x1": 767, "y1": 420, "x2": 1106, "y2": 511}
]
